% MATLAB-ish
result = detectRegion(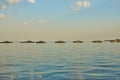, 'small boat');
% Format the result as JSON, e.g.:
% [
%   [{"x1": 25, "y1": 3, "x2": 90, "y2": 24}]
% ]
[
  {"x1": 73, "y1": 40, "x2": 83, "y2": 43},
  {"x1": 92, "y1": 40, "x2": 103, "y2": 43},
  {"x1": 0, "y1": 41, "x2": 13, "y2": 43},
  {"x1": 36, "y1": 41, "x2": 46, "y2": 43},
  {"x1": 55, "y1": 40, "x2": 65, "y2": 43},
  {"x1": 116, "y1": 39, "x2": 120, "y2": 42},
  {"x1": 110, "y1": 39, "x2": 120, "y2": 43},
  {"x1": 20, "y1": 40, "x2": 34, "y2": 43}
]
